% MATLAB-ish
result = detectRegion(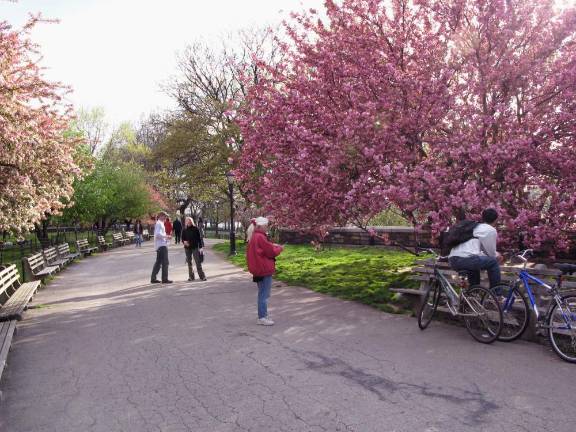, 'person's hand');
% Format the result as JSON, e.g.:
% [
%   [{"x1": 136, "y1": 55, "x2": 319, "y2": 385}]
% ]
[{"x1": 496, "y1": 252, "x2": 505, "y2": 264}]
